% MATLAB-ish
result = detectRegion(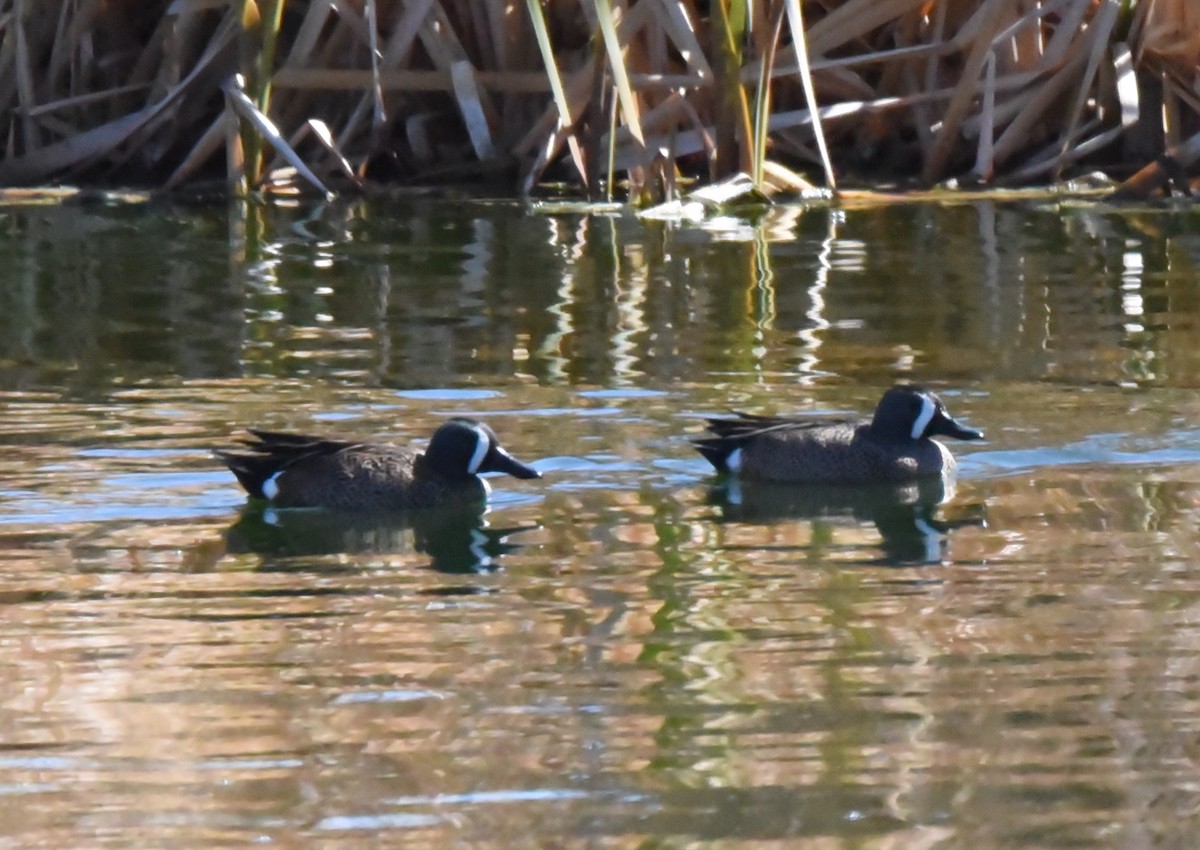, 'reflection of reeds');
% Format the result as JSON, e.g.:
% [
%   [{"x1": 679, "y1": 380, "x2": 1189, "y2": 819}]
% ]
[{"x1": 0, "y1": 2, "x2": 1196, "y2": 195}]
